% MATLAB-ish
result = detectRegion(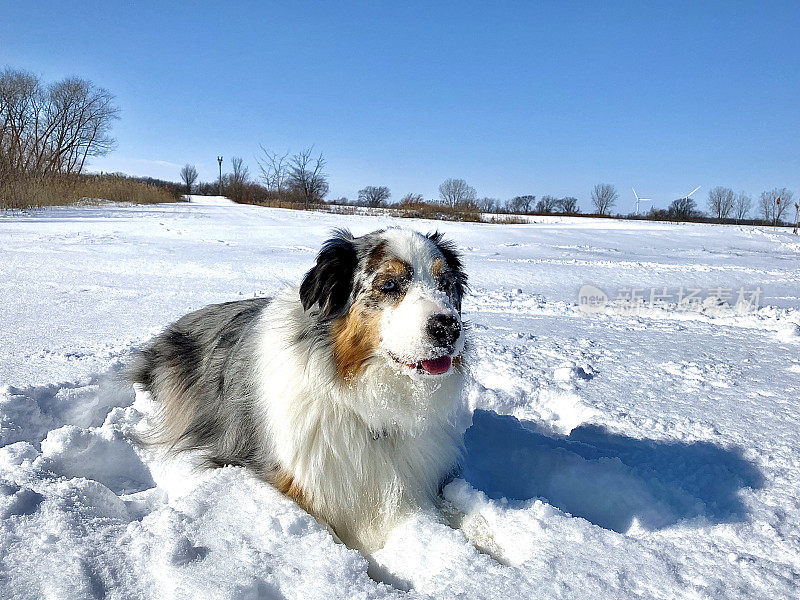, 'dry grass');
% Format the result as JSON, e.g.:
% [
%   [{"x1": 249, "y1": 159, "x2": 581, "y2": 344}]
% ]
[
  {"x1": 235, "y1": 194, "x2": 516, "y2": 224},
  {"x1": 0, "y1": 174, "x2": 183, "y2": 210},
  {"x1": 483, "y1": 214, "x2": 530, "y2": 224},
  {"x1": 393, "y1": 201, "x2": 482, "y2": 222}
]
